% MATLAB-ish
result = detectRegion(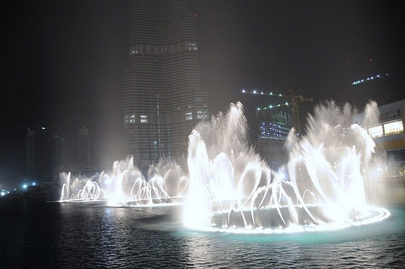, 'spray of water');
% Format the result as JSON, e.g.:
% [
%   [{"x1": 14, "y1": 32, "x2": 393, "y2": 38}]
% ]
[{"x1": 59, "y1": 101, "x2": 390, "y2": 232}]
